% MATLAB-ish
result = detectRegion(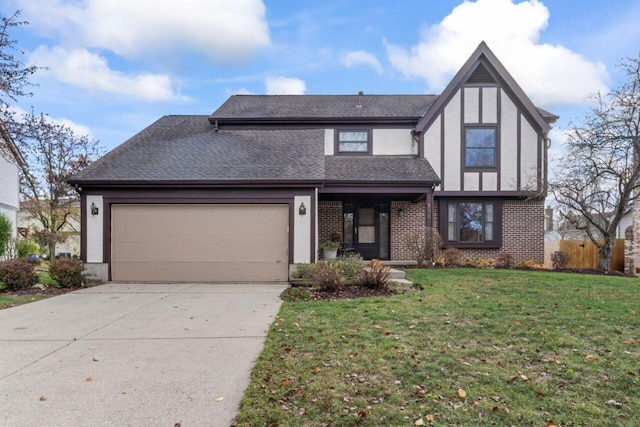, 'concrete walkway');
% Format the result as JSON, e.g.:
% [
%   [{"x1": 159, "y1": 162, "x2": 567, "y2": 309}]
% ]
[{"x1": 0, "y1": 282, "x2": 288, "y2": 427}]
